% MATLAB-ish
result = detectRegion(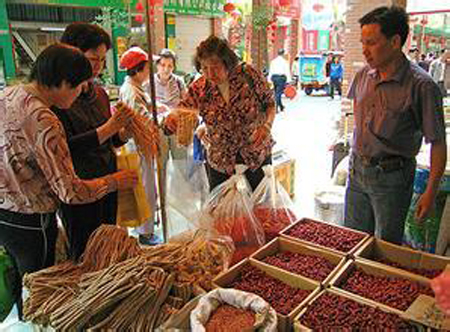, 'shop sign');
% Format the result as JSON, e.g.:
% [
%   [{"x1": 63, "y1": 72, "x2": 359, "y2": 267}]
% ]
[
  {"x1": 317, "y1": 30, "x2": 329, "y2": 50},
  {"x1": 303, "y1": 29, "x2": 318, "y2": 52},
  {"x1": 164, "y1": 0, "x2": 224, "y2": 16}
]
